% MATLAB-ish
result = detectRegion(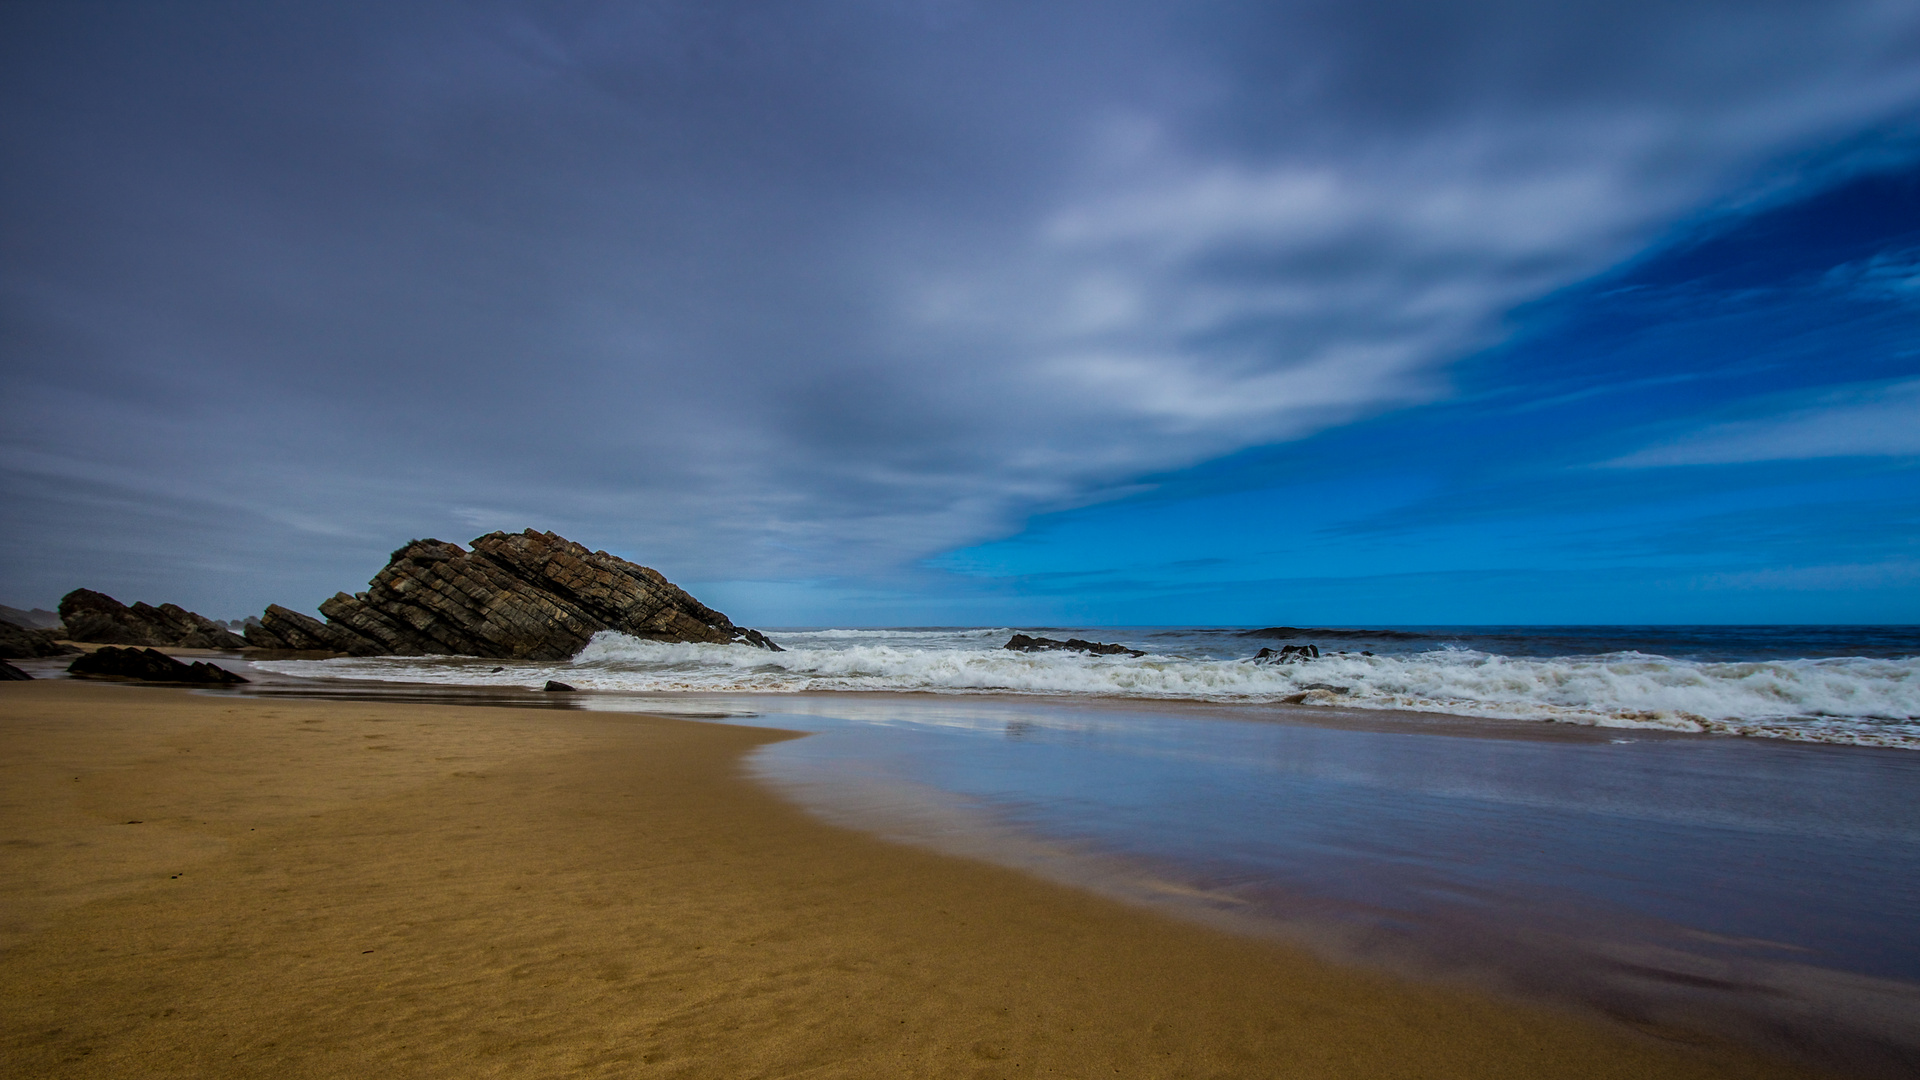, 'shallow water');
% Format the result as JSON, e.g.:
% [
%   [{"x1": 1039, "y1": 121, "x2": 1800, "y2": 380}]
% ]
[
  {"x1": 722, "y1": 693, "x2": 1920, "y2": 1070},
  {"x1": 224, "y1": 648, "x2": 1920, "y2": 1073}
]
